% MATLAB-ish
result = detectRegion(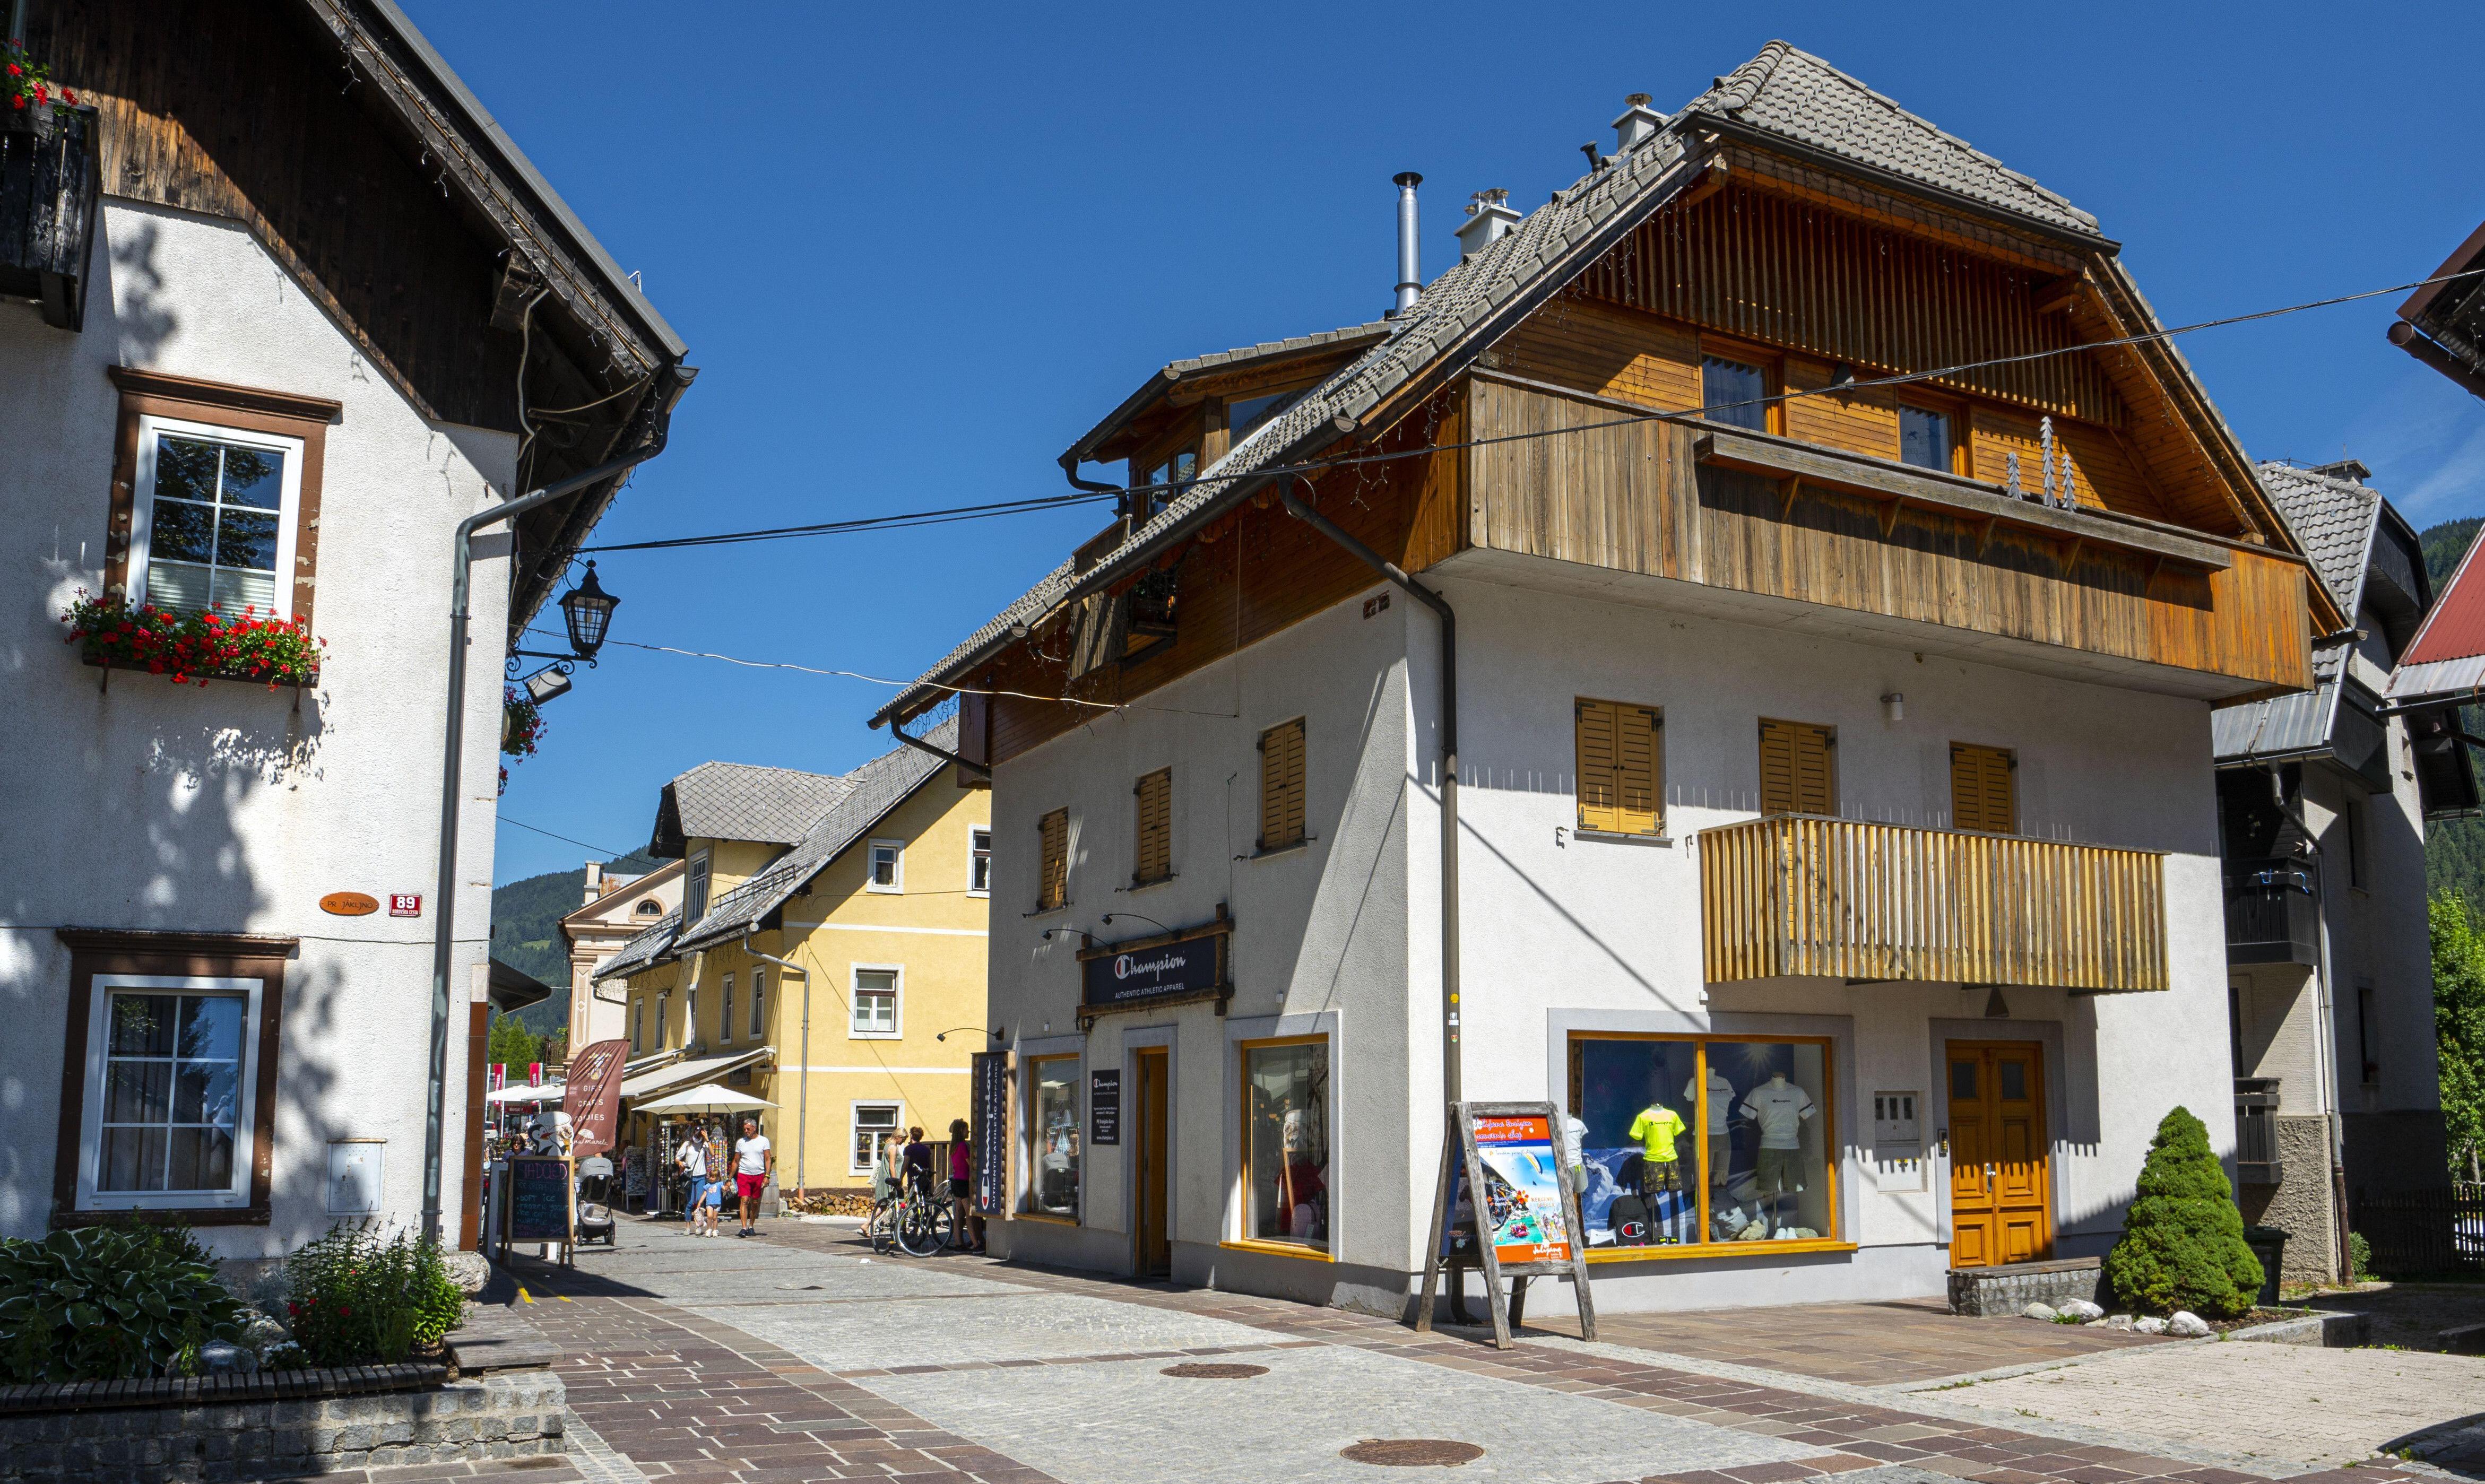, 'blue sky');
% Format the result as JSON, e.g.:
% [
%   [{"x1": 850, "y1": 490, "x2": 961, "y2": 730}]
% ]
[{"x1": 433, "y1": 1, "x2": 2485, "y2": 885}]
